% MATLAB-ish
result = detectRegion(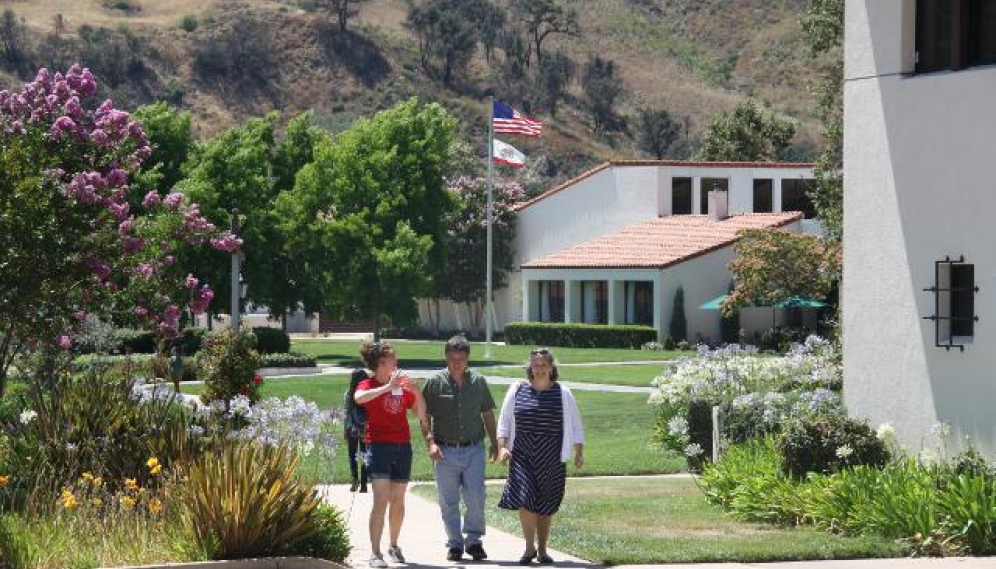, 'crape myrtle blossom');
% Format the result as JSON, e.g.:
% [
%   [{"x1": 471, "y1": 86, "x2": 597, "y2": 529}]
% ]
[{"x1": 1, "y1": 65, "x2": 241, "y2": 349}]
